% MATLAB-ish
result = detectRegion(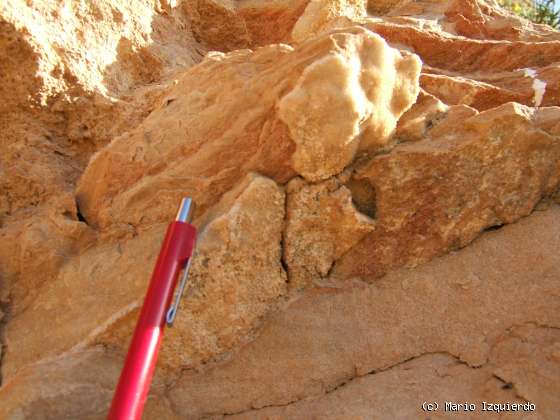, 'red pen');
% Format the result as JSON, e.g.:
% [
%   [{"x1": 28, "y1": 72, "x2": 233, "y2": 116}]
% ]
[{"x1": 108, "y1": 198, "x2": 197, "y2": 420}]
